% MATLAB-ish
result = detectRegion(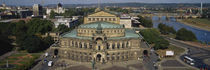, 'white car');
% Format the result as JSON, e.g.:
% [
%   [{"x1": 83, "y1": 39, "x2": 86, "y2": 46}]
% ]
[
  {"x1": 45, "y1": 53, "x2": 48, "y2": 57},
  {"x1": 48, "y1": 61, "x2": 53, "y2": 67}
]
